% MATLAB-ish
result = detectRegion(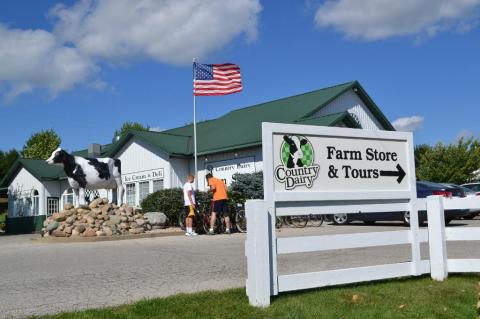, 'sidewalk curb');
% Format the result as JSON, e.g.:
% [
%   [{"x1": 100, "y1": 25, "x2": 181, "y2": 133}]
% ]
[{"x1": 30, "y1": 230, "x2": 184, "y2": 244}]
